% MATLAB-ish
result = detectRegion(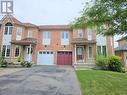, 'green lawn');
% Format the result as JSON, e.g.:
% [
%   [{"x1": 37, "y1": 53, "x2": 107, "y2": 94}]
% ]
[{"x1": 76, "y1": 70, "x2": 127, "y2": 95}]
